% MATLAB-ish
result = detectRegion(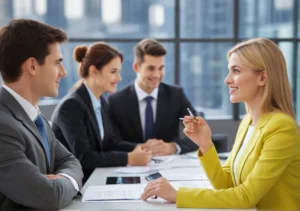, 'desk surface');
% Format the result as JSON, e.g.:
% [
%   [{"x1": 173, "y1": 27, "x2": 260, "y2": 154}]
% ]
[{"x1": 61, "y1": 153, "x2": 254, "y2": 211}]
